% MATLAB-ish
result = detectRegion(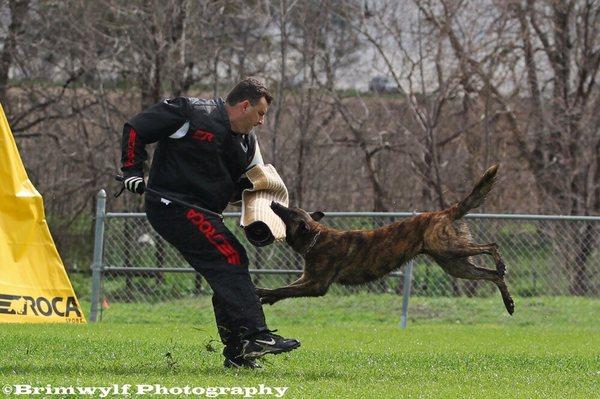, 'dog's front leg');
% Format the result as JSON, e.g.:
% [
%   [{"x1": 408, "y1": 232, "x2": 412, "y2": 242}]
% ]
[
  {"x1": 257, "y1": 281, "x2": 316, "y2": 305},
  {"x1": 255, "y1": 275, "x2": 306, "y2": 297},
  {"x1": 255, "y1": 287, "x2": 276, "y2": 298},
  {"x1": 257, "y1": 280, "x2": 331, "y2": 305}
]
